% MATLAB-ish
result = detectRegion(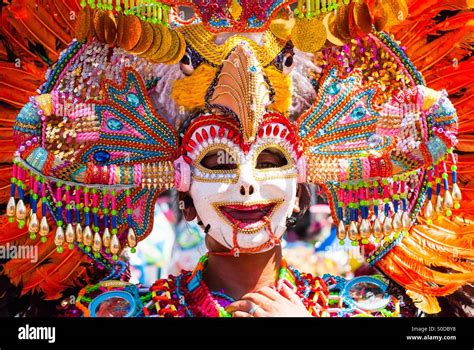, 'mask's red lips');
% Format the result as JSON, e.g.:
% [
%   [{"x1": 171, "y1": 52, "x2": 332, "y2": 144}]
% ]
[{"x1": 215, "y1": 200, "x2": 282, "y2": 231}]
